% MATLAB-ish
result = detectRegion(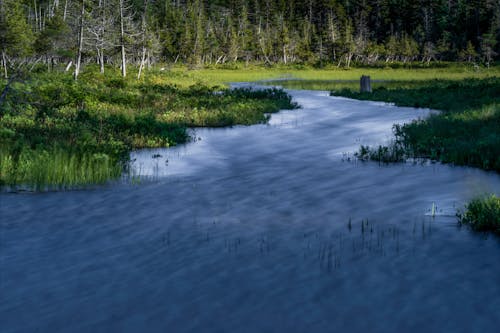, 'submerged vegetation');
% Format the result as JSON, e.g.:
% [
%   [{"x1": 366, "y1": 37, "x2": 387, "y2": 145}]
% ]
[
  {"x1": 333, "y1": 78, "x2": 500, "y2": 172},
  {"x1": 0, "y1": 67, "x2": 297, "y2": 190},
  {"x1": 458, "y1": 195, "x2": 500, "y2": 234}
]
